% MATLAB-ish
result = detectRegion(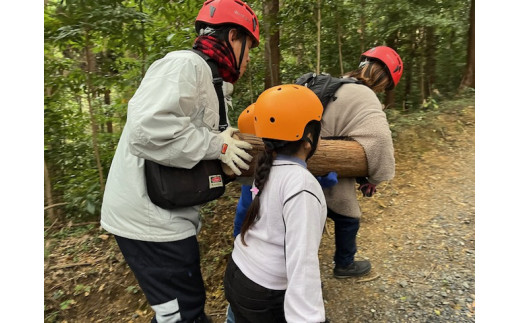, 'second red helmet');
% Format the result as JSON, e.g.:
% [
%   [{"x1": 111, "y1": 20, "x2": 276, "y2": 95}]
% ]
[
  {"x1": 195, "y1": 0, "x2": 260, "y2": 48},
  {"x1": 361, "y1": 46, "x2": 403, "y2": 90}
]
